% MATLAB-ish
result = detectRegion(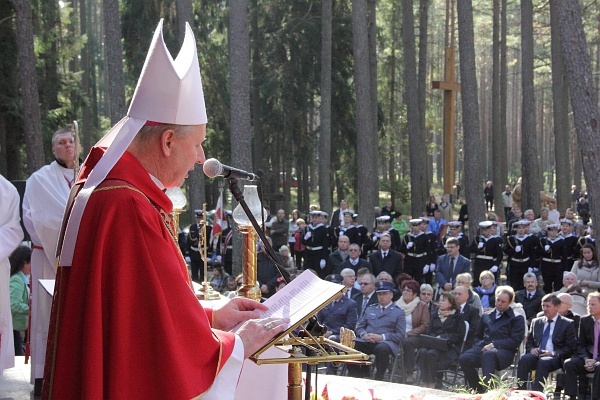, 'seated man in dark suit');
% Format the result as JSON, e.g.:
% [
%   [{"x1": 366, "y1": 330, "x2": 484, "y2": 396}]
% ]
[
  {"x1": 352, "y1": 272, "x2": 378, "y2": 318},
  {"x1": 435, "y1": 238, "x2": 471, "y2": 292},
  {"x1": 368, "y1": 233, "x2": 403, "y2": 280},
  {"x1": 517, "y1": 294, "x2": 577, "y2": 391},
  {"x1": 564, "y1": 292, "x2": 600, "y2": 400},
  {"x1": 452, "y1": 286, "x2": 481, "y2": 351},
  {"x1": 515, "y1": 272, "x2": 545, "y2": 325},
  {"x1": 459, "y1": 286, "x2": 525, "y2": 393},
  {"x1": 317, "y1": 274, "x2": 358, "y2": 374},
  {"x1": 336, "y1": 243, "x2": 372, "y2": 275},
  {"x1": 340, "y1": 268, "x2": 360, "y2": 300},
  {"x1": 347, "y1": 281, "x2": 406, "y2": 380}
]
